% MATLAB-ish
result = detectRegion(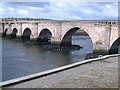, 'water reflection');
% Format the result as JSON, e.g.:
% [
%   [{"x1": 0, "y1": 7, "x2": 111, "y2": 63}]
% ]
[{"x1": 2, "y1": 35, "x2": 93, "y2": 81}]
